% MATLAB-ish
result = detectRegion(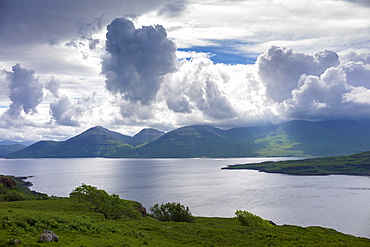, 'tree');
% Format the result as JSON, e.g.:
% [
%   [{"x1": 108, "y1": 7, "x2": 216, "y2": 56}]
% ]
[
  {"x1": 150, "y1": 202, "x2": 194, "y2": 223},
  {"x1": 69, "y1": 184, "x2": 141, "y2": 220}
]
